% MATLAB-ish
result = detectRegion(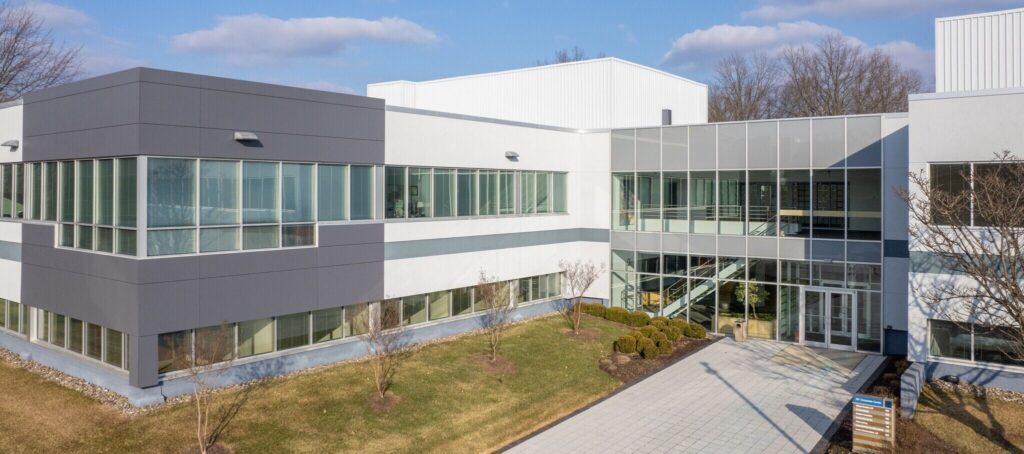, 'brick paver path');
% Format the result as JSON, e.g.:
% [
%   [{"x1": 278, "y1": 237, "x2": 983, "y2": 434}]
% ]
[{"x1": 508, "y1": 338, "x2": 884, "y2": 454}]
